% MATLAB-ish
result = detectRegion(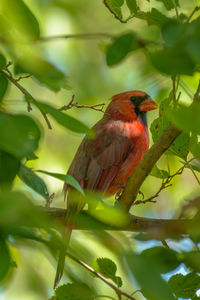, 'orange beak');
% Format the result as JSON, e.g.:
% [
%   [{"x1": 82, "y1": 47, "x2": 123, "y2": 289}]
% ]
[{"x1": 139, "y1": 98, "x2": 158, "y2": 112}]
